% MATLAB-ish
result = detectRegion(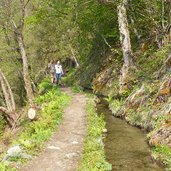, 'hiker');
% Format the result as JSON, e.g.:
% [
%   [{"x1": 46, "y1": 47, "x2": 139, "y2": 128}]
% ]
[
  {"x1": 48, "y1": 60, "x2": 55, "y2": 84},
  {"x1": 55, "y1": 60, "x2": 64, "y2": 85}
]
